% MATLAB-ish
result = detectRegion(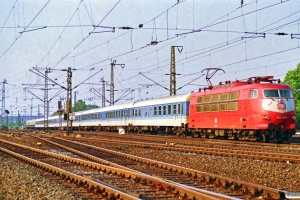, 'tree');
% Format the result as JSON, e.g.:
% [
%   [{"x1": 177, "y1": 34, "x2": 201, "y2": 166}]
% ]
[
  {"x1": 283, "y1": 63, "x2": 300, "y2": 123},
  {"x1": 73, "y1": 99, "x2": 99, "y2": 111},
  {"x1": 73, "y1": 99, "x2": 86, "y2": 112},
  {"x1": 51, "y1": 99, "x2": 99, "y2": 116}
]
